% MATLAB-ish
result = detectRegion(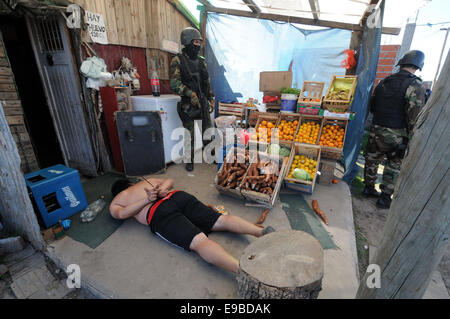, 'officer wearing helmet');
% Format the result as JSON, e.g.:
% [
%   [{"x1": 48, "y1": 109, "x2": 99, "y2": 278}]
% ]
[
  {"x1": 170, "y1": 27, "x2": 215, "y2": 172},
  {"x1": 363, "y1": 50, "x2": 426, "y2": 209}
]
